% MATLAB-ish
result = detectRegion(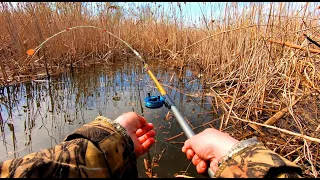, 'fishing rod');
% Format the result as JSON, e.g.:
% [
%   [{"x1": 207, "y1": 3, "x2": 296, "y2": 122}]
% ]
[{"x1": 27, "y1": 25, "x2": 215, "y2": 178}]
